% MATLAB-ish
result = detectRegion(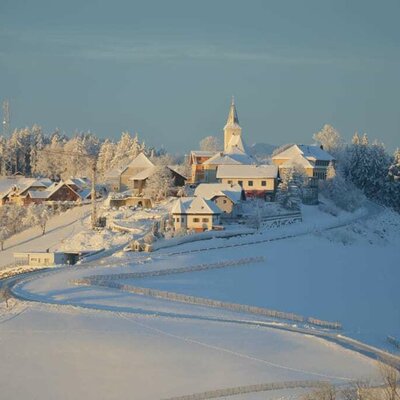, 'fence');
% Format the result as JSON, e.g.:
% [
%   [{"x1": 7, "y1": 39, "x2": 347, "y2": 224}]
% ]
[
  {"x1": 161, "y1": 380, "x2": 327, "y2": 400},
  {"x1": 73, "y1": 256, "x2": 342, "y2": 330}
]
